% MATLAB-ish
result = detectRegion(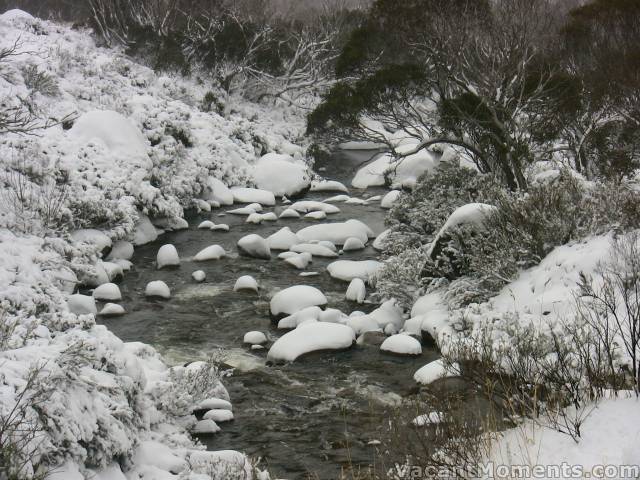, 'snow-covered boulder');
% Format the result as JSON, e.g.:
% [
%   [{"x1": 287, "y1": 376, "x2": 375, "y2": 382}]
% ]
[
  {"x1": 230, "y1": 187, "x2": 276, "y2": 206},
  {"x1": 291, "y1": 243, "x2": 338, "y2": 258},
  {"x1": 342, "y1": 237, "x2": 366, "y2": 251},
  {"x1": 192, "y1": 270, "x2": 206, "y2": 282},
  {"x1": 246, "y1": 212, "x2": 277, "y2": 224},
  {"x1": 132, "y1": 214, "x2": 158, "y2": 246},
  {"x1": 228, "y1": 205, "x2": 261, "y2": 215},
  {"x1": 284, "y1": 252, "x2": 312, "y2": 269},
  {"x1": 270, "y1": 285, "x2": 327, "y2": 318},
  {"x1": 204, "y1": 177, "x2": 234, "y2": 206},
  {"x1": 347, "y1": 315, "x2": 382, "y2": 335},
  {"x1": 99, "y1": 303, "x2": 126, "y2": 317},
  {"x1": 373, "y1": 229, "x2": 390, "y2": 251},
  {"x1": 310, "y1": 180, "x2": 349, "y2": 193},
  {"x1": 145, "y1": 280, "x2": 171, "y2": 299},
  {"x1": 346, "y1": 278, "x2": 366, "y2": 303},
  {"x1": 212, "y1": 223, "x2": 230, "y2": 232},
  {"x1": 101, "y1": 261, "x2": 124, "y2": 281},
  {"x1": 267, "y1": 227, "x2": 300, "y2": 250},
  {"x1": 203, "y1": 409, "x2": 234, "y2": 423},
  {"x1": 368, "y1": 300, "x2": 405, "y2": 330},
  {"x1": 234, "y1": 275, "x2": 258, "y2": 292},
  {"x1": 67, "y1": 294, "x2": 97, "y2": 315},
  {"x1": 352, "y1": 150, "x2": 438, "y2": 189},
  {"x1": 194, "y1": 245, "x2": 226, "y2": 261},
  {"x1": 279, "y1": 208, "x2": 301, "y2": 219},
  {"x1": 193, "y1": 398, "x2": 232, "y2": 412},
  {"x1": 253, "y1": 153, "x2": 310, "y2": 197},
  {"x1": 192, "y1": 419, "x2": 220, "y2": 434},
  {"x1": 267, "y1": 322, "x2": 355, "y2": 362},
  {"x1": 243, "y1": 331, "x2": 267, "y2": 345},
  {"x1": 93, "y1": 283, "x2": 122, "y2": 301},
  {"x1": 106, "y1": 240, "x2": 134, "y2": 261},
  {"x1": 296, "y1": 219, "x2": 372, "y2": 245},
  {"x1": 319, "y1": 241, "x2": 337, "y2": 252},
  {"x1": 157, "y1": 244, "x2": 180, "y2": 269},
  {"x1": 380, "y1": 335, "x2": 422, "y2": 356},
  {"x1": 152, "y1": 216, "x2": 189, "y2": 232},
  {"x1": 237, "y1": 234, "x2": 271, "y2": 259},
  {"x1": 327, "y1": 260, "x2": 382, "y2": 283},
  {"x1": 381, "y1": 190, "x2": 402, "y2": 209},
  {"x1": 305, "y1": 211, "x2": 327, "y2": 220},
  {"x1": 414, "y1": 359, "x2": 461, "y2": 385},
  {"x1": 290, "y1": 200, "x2": 340, "y2": 214},
  {"x1": 198, "y1": 220, "x2": 216, "y2": 229}
]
